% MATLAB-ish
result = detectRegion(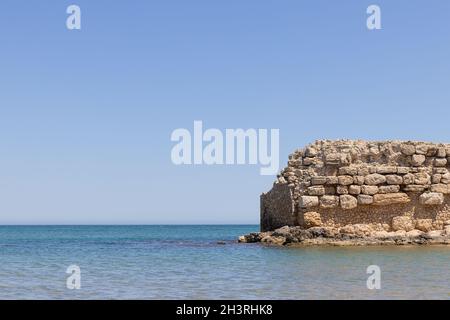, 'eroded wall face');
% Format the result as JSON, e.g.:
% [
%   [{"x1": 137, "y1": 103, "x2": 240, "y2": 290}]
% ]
[
  {"x1": 264, "y1": 140, "x2": 450, "y2": 232},
  {"x1": 260, "y1": 183, "x2": 294, "y2": 231}
]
